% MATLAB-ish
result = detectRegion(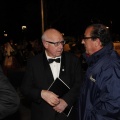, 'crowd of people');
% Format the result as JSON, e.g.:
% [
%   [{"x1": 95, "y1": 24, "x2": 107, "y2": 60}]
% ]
[{"x1": 1, "y1": 23, "x2": 120, "y2": 120}]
